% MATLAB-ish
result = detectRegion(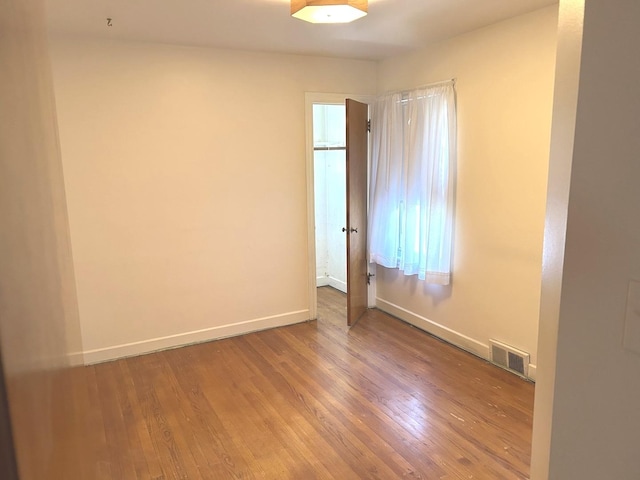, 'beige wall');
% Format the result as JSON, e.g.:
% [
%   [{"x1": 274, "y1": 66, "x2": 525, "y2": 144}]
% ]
[
  {"x1": 374, "y1": 6, "x2": 558, "y2": 375},
  {"x1": 0, "y1": 0, "x2": 85, "y2": 477},
  {"x1": 535, "y1": 0, "x2": 640, "y2": 478},
  {"x1": 530, "y1": 0, "x2": 583, "y2": 476},
  {"x1": 49, "y1": 38, "x2": 377, "y2": 363}
]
